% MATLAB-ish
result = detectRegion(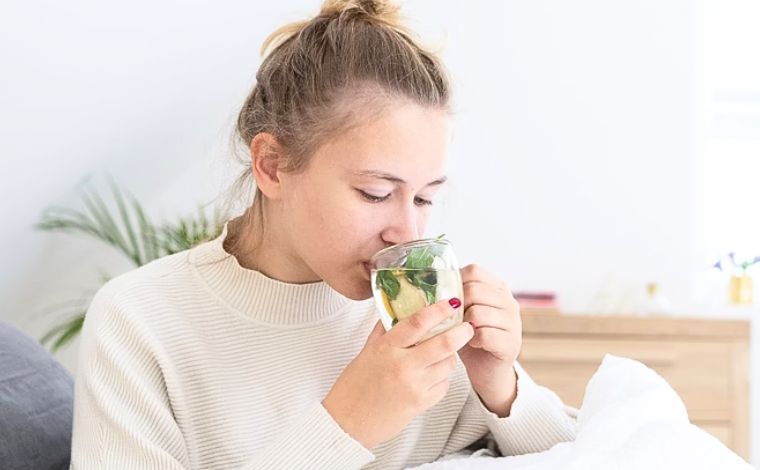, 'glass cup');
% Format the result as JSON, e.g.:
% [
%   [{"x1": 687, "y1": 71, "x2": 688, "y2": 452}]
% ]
[{"x1": 370, "y1": 238, "x2": 464, "y2": 342}]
